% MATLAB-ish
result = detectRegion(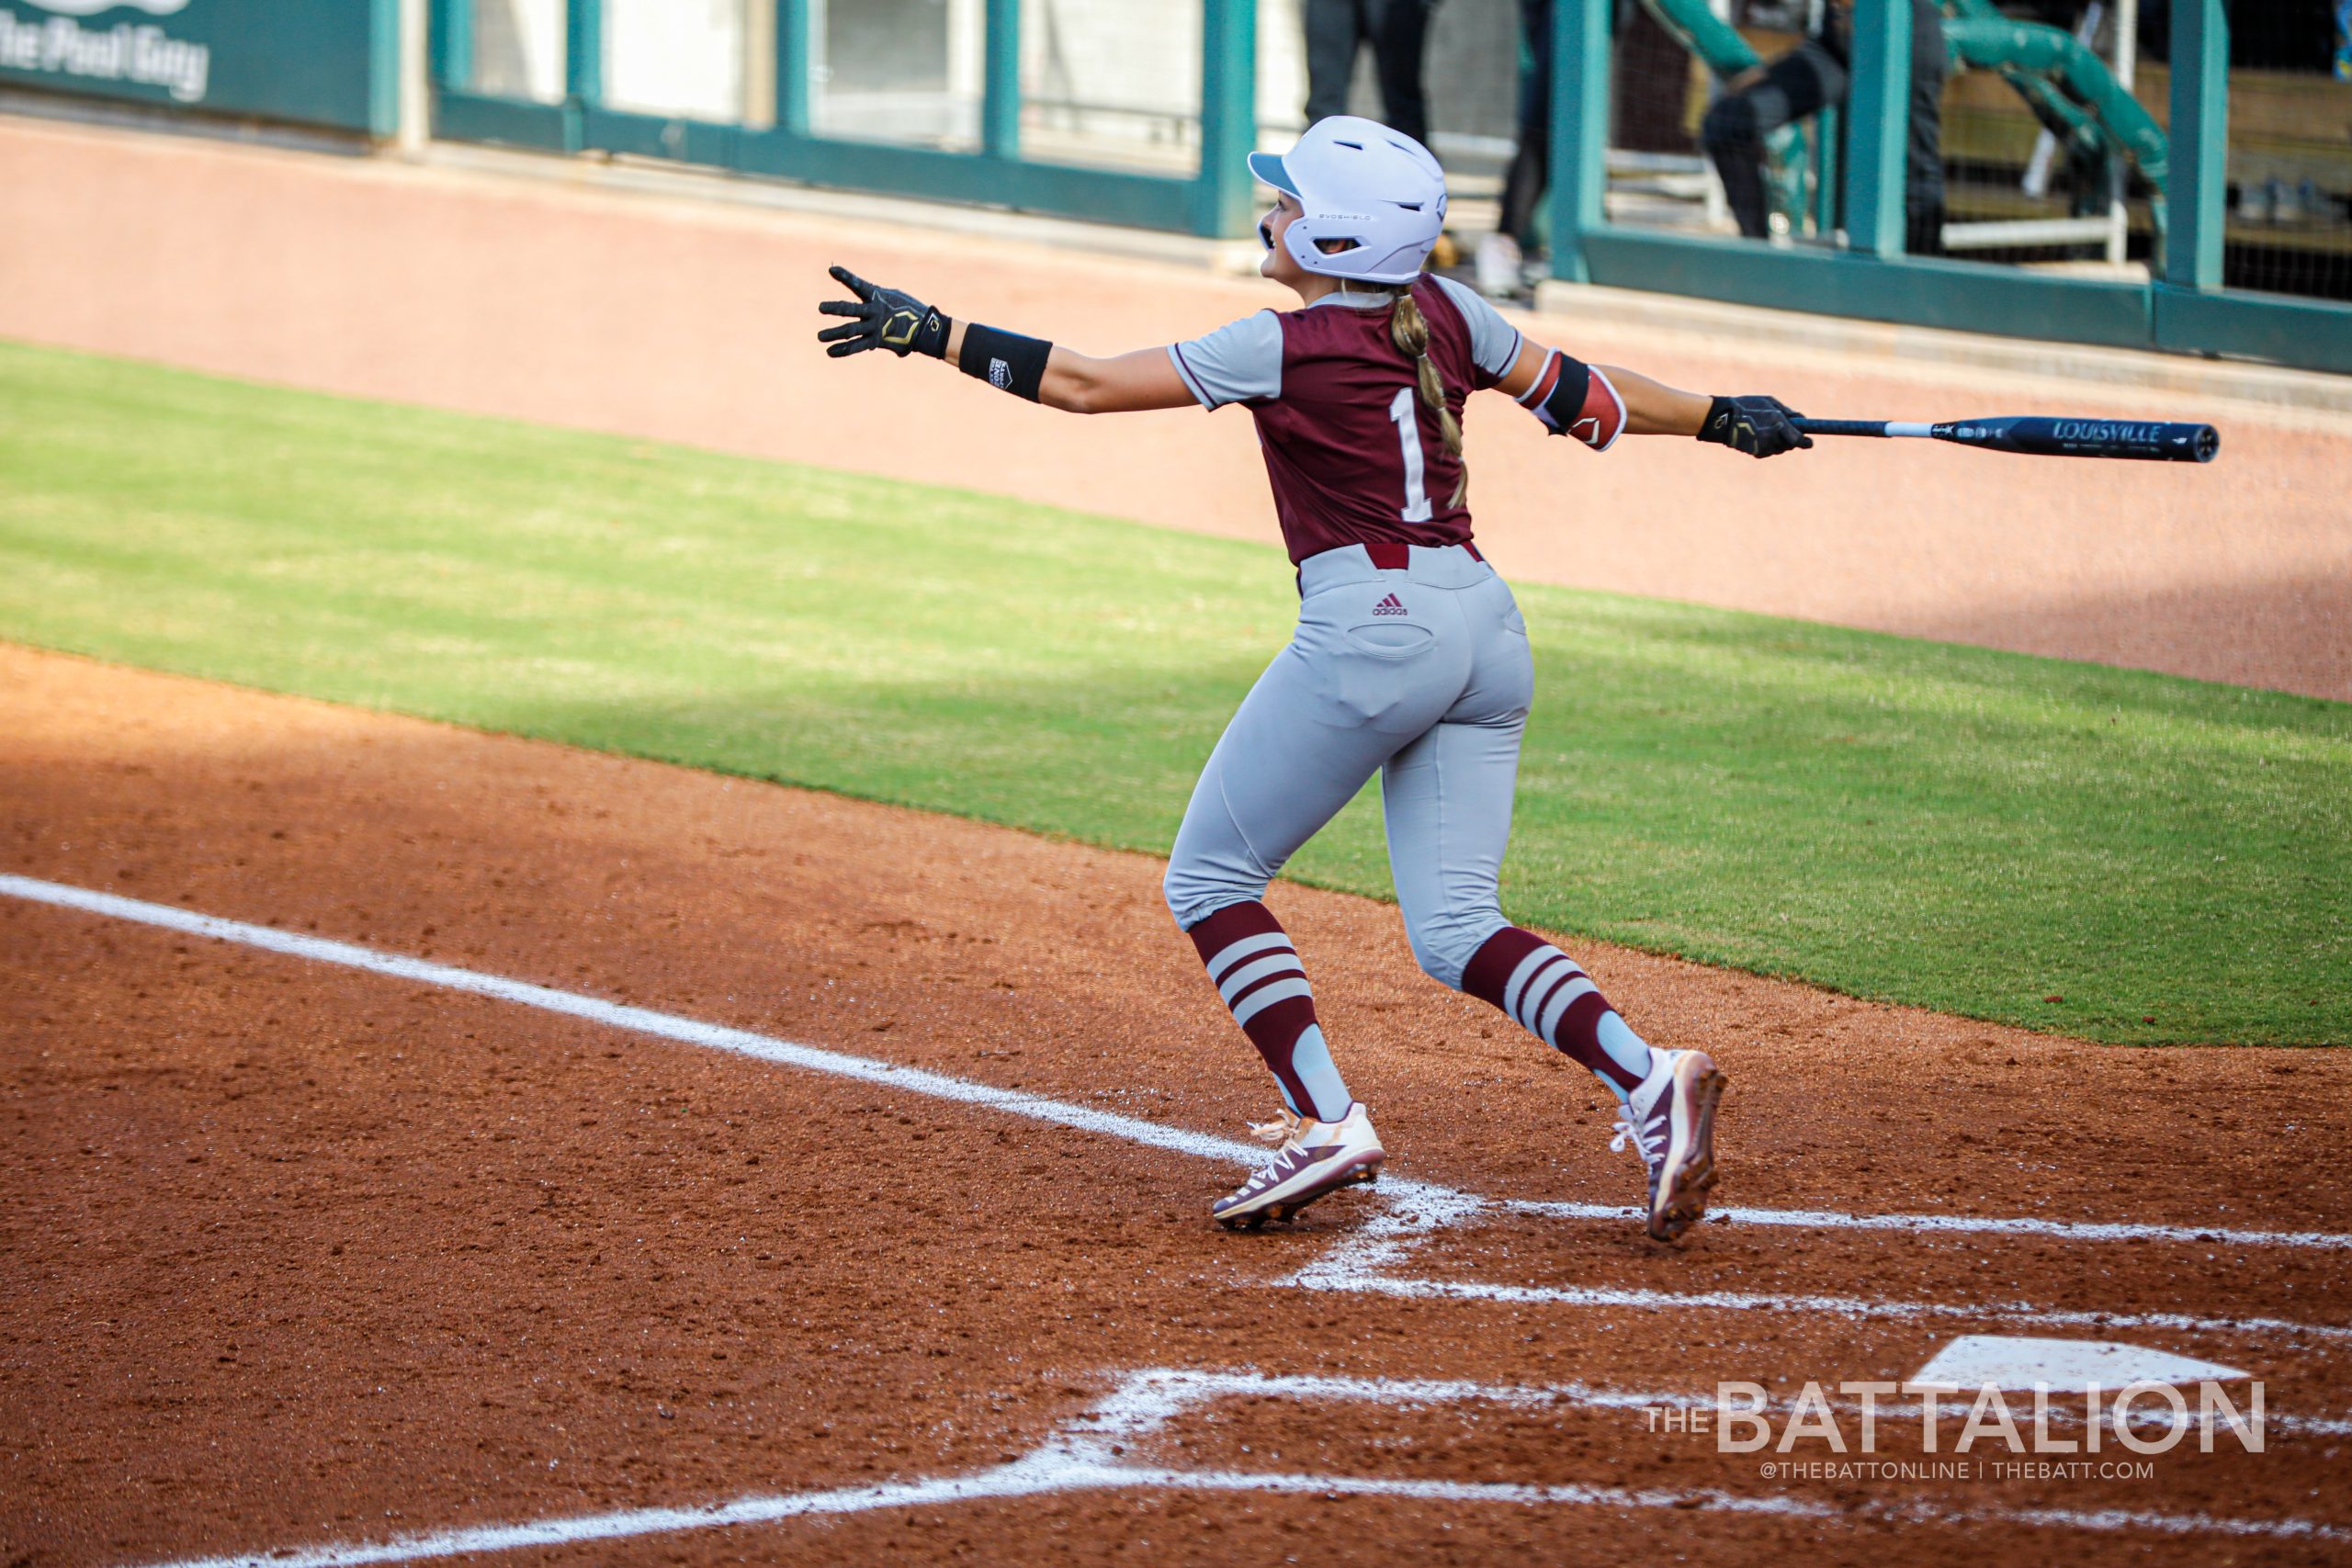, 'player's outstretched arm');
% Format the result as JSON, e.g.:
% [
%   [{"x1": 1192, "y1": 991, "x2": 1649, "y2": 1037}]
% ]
[
  {"x1": 1492, "y1": 336, "x2": 1812, "y2": 458},
  {"x1": 816, "y1": 265, "x2": 1193, "y2": 414}
]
